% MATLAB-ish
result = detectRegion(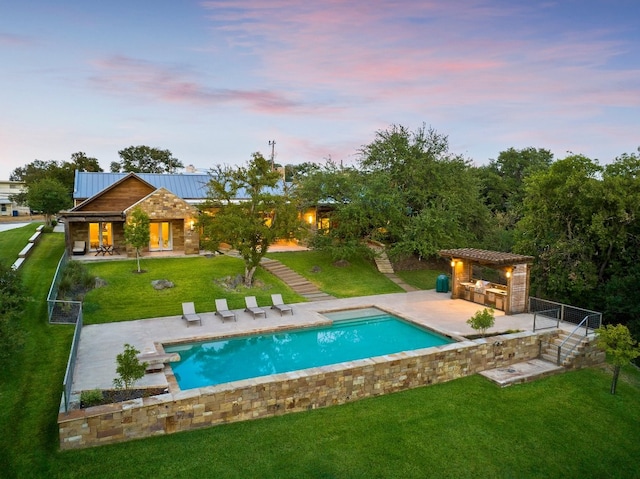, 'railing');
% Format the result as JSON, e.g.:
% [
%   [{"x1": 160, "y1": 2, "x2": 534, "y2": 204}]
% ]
[
  {"x1": 62, "y1": 305, "x2": 83, "y2": 412},
  {"x1": 556, "y1": 314, "x2": 599, "y2": 365},
  {"x1": 529, "y1": 297, "x2": 602, "y2": 331},
  {"x1": 532, "y1": 308, "x2": 561, "y2": 332},
  {"x1": 47, "y1": 250, "x2": 69, "y2": 322}
]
